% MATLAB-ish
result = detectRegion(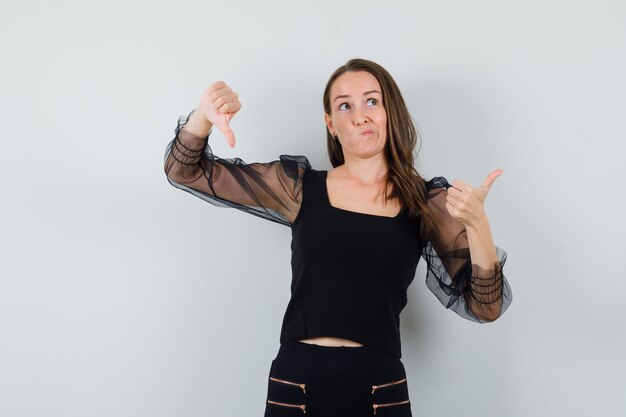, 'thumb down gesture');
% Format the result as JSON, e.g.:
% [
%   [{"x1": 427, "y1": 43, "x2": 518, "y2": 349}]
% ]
[
  {"x1": 198, "y1": 81, "x2": 242, "y2": 148},
  {"x1": 445, "y1": 169, "x2": 503, "y2": 227}
]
